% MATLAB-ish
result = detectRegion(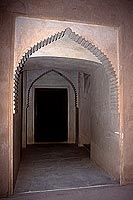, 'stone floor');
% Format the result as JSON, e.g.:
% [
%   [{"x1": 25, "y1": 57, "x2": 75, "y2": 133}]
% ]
[{"x1": 14, "y1": 144, "x2": 118, "y2": 194}]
